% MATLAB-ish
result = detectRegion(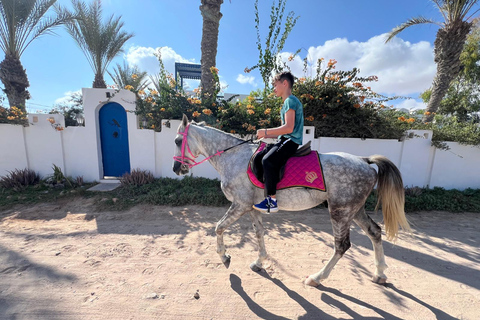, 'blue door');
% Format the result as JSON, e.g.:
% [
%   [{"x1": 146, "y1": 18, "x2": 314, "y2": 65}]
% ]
[{"x1": 99, "y1": 103, "x2": 131, "y2": 177}]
